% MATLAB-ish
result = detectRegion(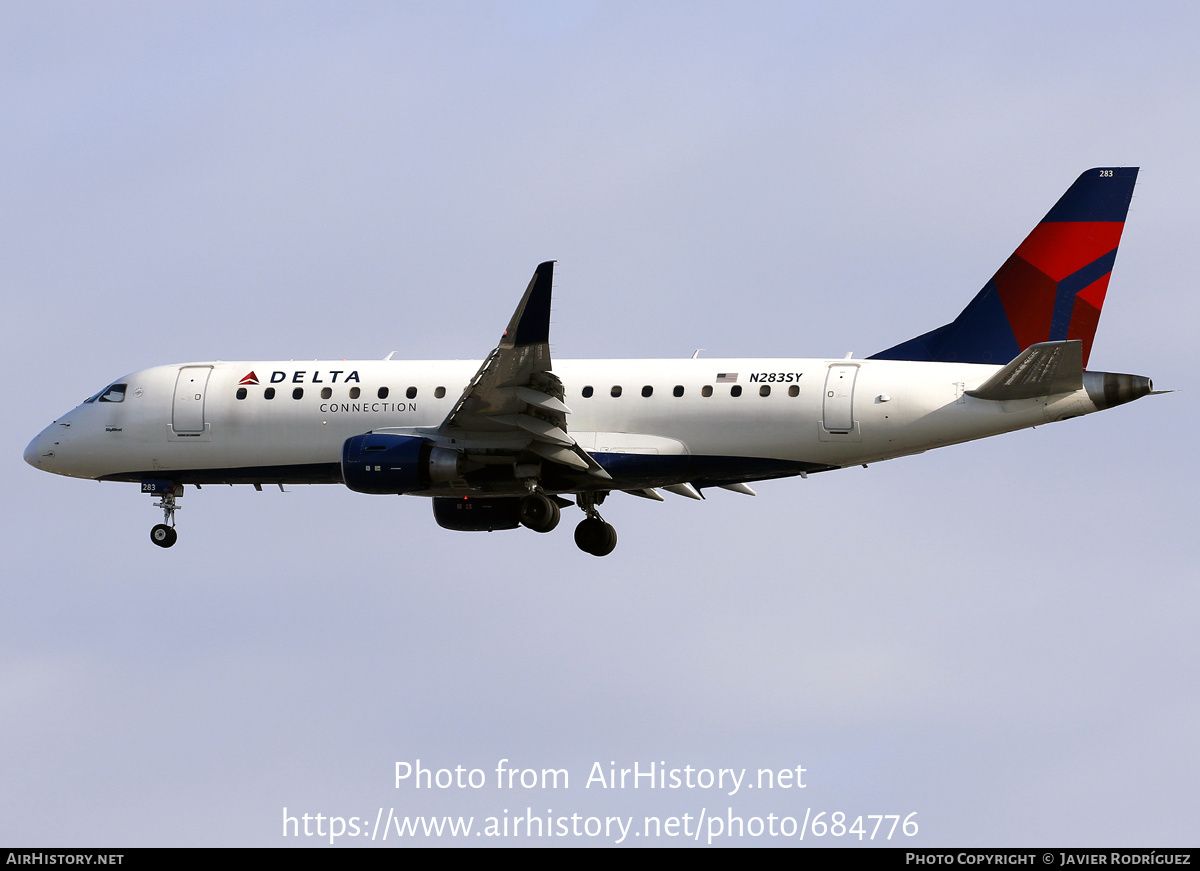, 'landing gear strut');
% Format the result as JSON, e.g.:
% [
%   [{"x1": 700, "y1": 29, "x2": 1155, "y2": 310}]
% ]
[
  {"x1": 574, "y1": 491, "x2": 617, "y2": 556},
  {"x1": 149, "y1": 487, "x2": 181, "y2": 548}
]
